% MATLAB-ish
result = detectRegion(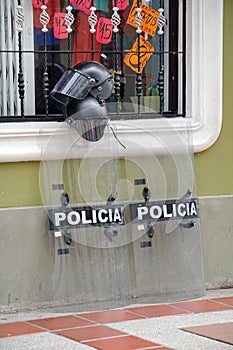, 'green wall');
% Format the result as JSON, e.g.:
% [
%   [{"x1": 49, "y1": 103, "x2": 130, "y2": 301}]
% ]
[
  {"x1": 195, "y1": 0, "x2": 233, "y2": 196},
  {"x1": 0, "y1": 162, "x2": 42, "y2": 207},
  {"x1": 0, "y1": 0, "x2": 232, "y2": 208}
]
